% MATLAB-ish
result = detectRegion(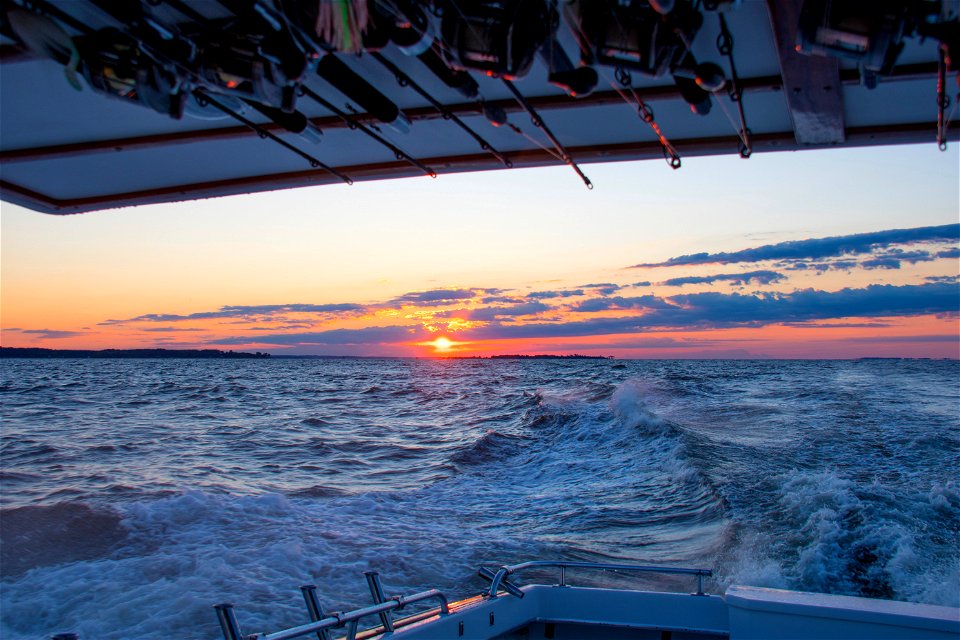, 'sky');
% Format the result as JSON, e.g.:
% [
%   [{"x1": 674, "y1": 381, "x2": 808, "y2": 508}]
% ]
[{"x1": 2, "y1": 143, "x2": 958, "y2": 359}]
